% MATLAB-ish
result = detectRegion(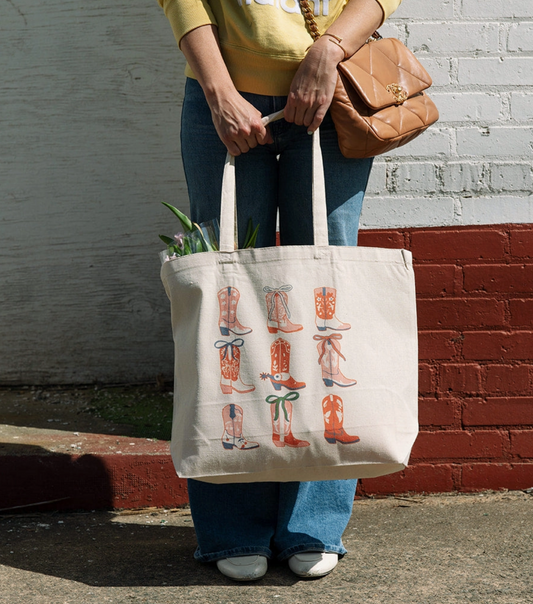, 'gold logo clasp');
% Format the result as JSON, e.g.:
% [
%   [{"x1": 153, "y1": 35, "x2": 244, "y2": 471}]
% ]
[{"x1": 386, "y1": 83, "x2": 408, "y2": 104}]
